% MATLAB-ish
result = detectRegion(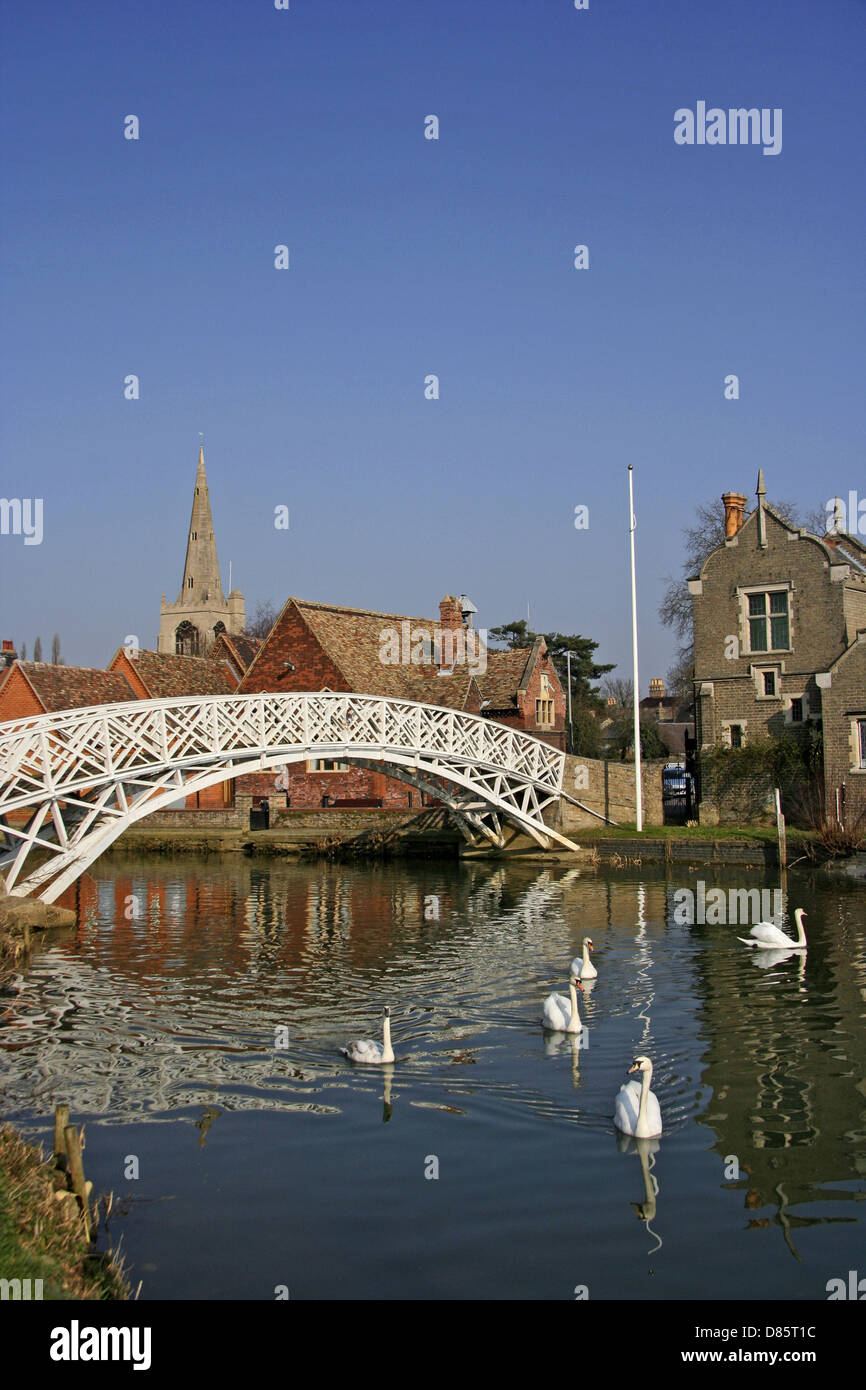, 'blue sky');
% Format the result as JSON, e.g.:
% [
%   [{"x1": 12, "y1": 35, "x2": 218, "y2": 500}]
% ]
[{"x1": 1, "y1": 0, "x2": 864, "y2": 684}]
